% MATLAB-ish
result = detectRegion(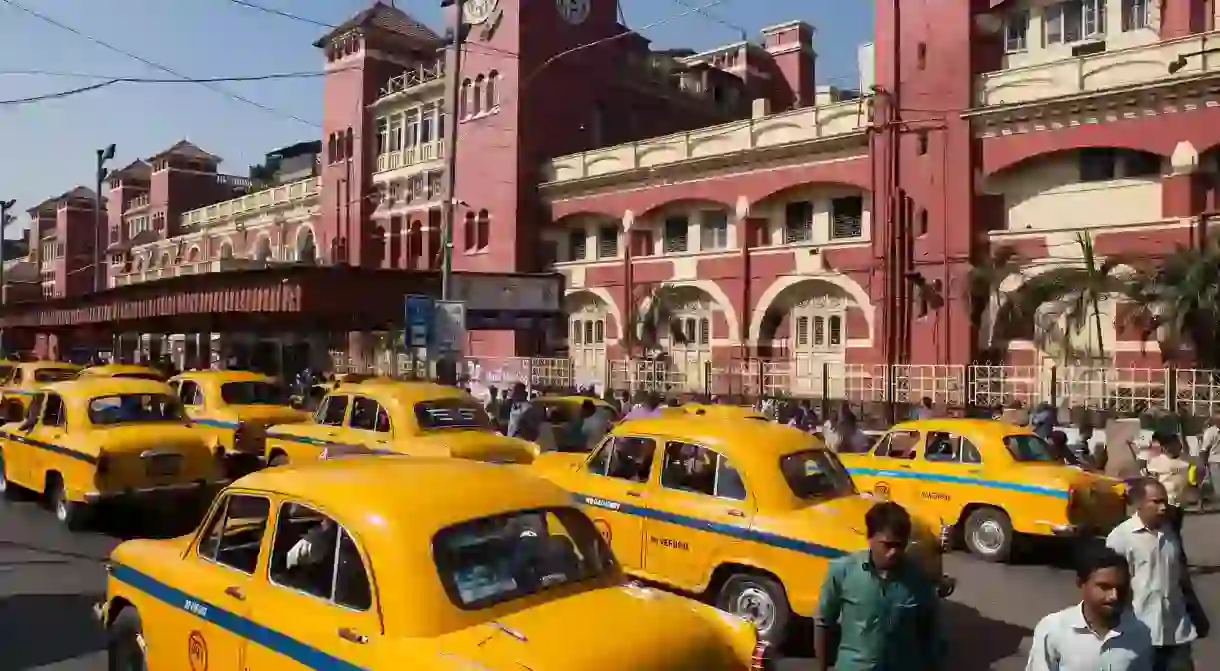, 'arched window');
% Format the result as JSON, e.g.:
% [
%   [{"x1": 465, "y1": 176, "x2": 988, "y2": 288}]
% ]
[
  {"x1": 464, "y1": 211, "x2": 476, "y2": 251},
  {"x1": 327, "y1": 133, "x2": 337, "y2": 163},
  {"x1": 344, "y1": 128, "x2": 354, "y2": 160},
  {"x1": 486, "y1": 71, "x2": 499, "y2": 109},
  {"x1": 460, "y1": 79, "x2": 471, "y2": 117},
  {"x1": 472, "y1": 75, "x2": 484, "y2": 115},
  {"x1": 476, "y1": 209, "x2": 490, "y2": 250}
]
